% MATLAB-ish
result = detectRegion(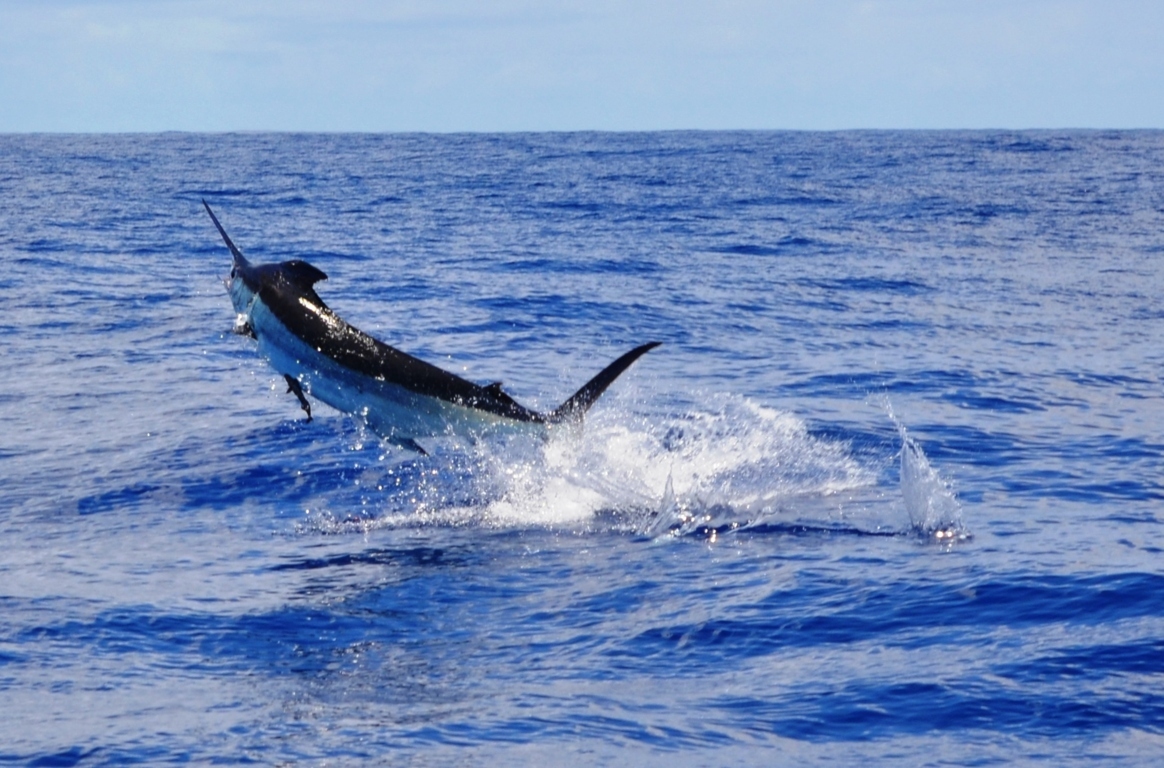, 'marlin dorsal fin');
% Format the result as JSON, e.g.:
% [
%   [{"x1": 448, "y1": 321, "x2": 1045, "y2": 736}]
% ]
[{"x1": 281, "y1": 260, "x2": 328, "y2": 289}]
